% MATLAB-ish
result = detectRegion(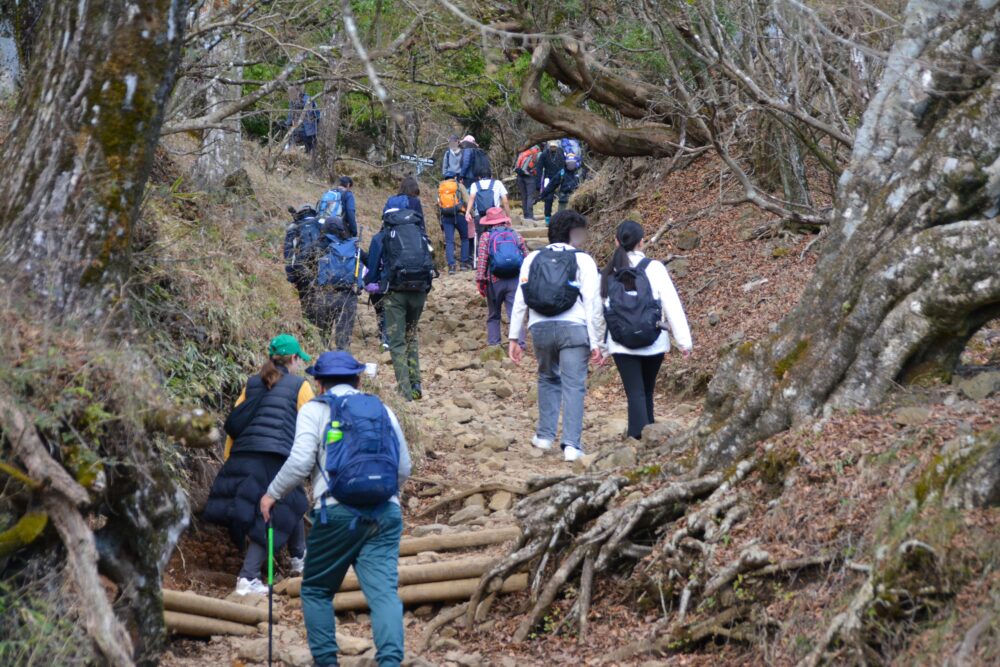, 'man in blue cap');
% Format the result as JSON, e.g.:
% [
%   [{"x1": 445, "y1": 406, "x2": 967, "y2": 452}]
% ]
[{"x1": 261, "y1": 351, "x2": 411, "y2": 667}]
